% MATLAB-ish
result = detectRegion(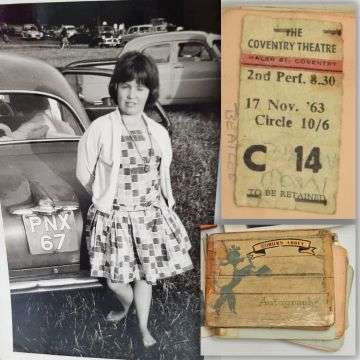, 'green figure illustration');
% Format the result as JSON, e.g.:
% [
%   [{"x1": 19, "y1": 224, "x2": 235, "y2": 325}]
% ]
[{"x1": 213, "y1": 245, "x2": 271, "y2": 314}]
